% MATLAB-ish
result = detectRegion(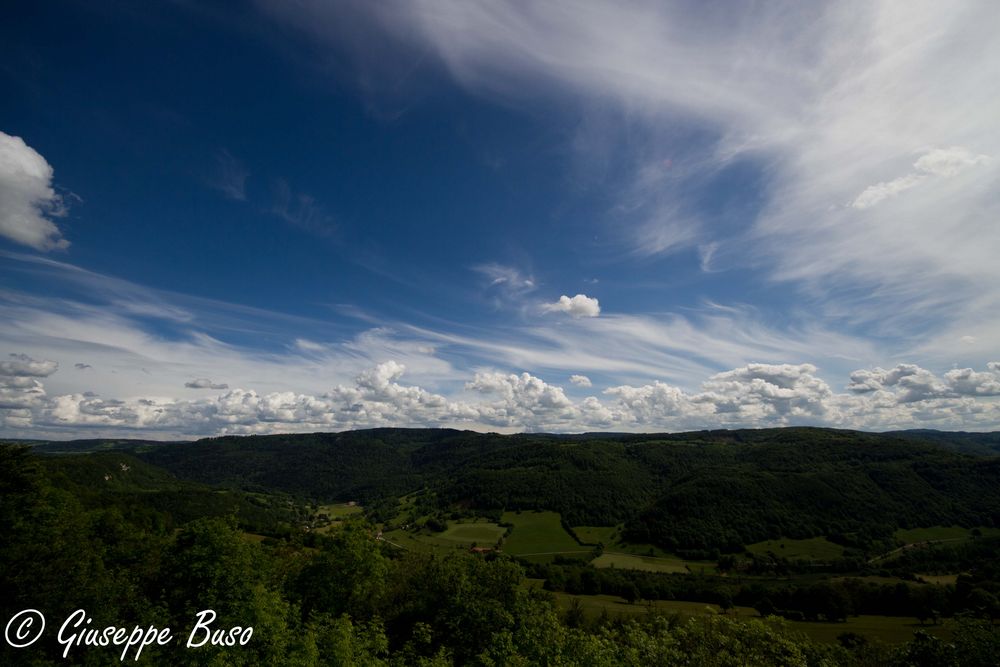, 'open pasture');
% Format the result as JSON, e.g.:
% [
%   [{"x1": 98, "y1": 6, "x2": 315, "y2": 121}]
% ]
[
  {"x1": 745, "y1": 537, "x2": 845, "y2": 561},
  {"x1": 501, "y1": 511, "x2": 582, "y2": 555}
]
